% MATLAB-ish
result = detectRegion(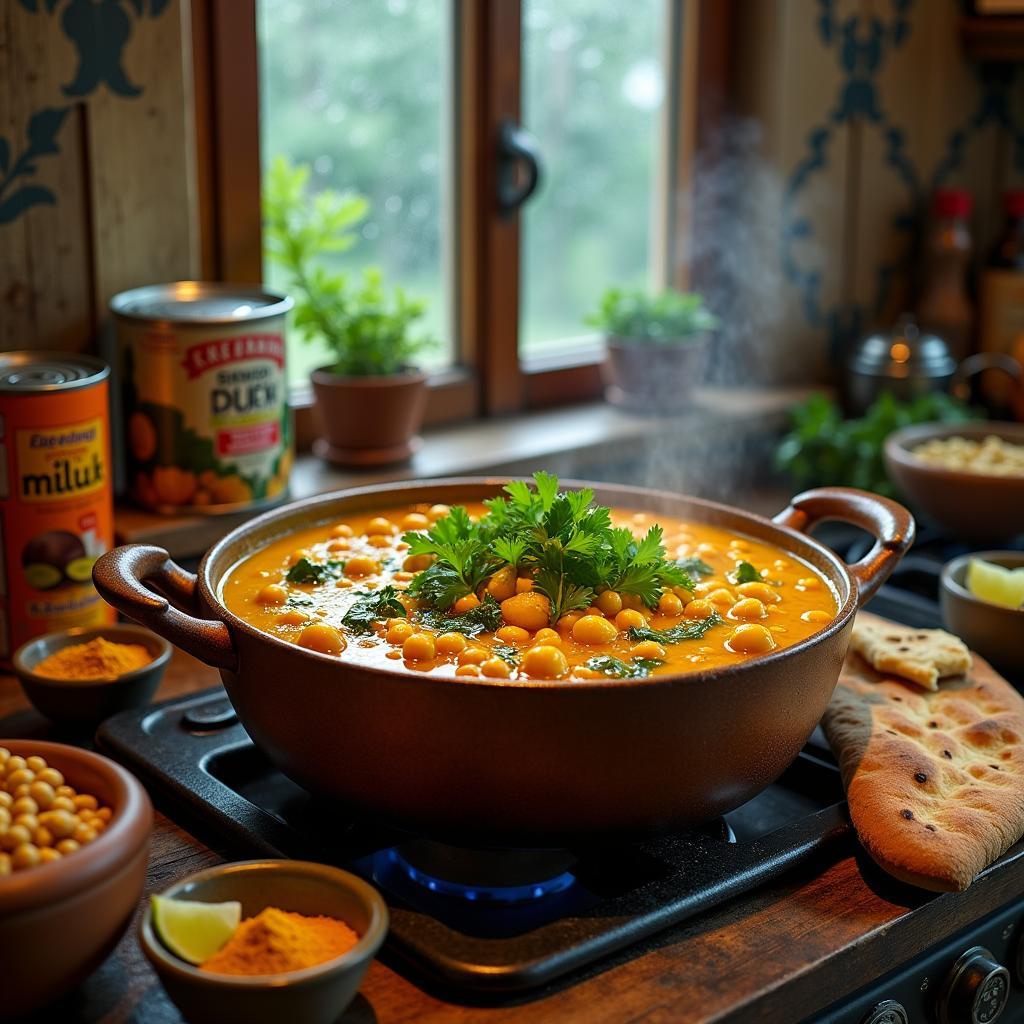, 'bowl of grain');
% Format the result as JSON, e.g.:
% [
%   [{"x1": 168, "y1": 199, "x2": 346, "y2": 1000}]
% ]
[
  {"x1": 883, "y1": 420, "x2": 1024, "y2": 542},
  {"x1": 13, "y1": 624, "x2": 171, "y2": 726}
]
